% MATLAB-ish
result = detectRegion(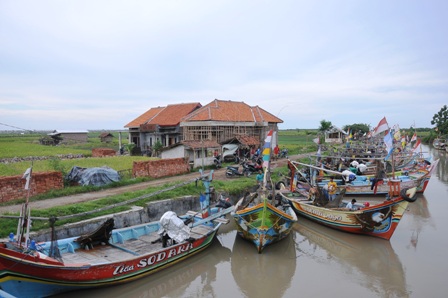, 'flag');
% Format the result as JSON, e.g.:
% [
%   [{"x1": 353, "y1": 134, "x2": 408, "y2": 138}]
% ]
[
  {"x1": 22, "y1": 167, "x2": 32, "y2": 190},
  {"x1": 383, "y1": 130, "x2": 394, "y2": 160},
  {"x1": 412, "y1": 139, "x2": 422, "y2": 153},
  {"x1": 262, "y1": 130, "x2": 273, "y2": 169},
  {"x1": 372, "y1": 117, "x2": 389, "y2": 136},
  {"x1": 367, "y1": 131, "x2": 372, "y2": 139},
  {"x1": 410, "y1": 133, "x2": 417, "y2": 142},
  {"x1": 312, "y1": 137, "x2": 320, "y2": 144},
  {"x1": 401, "y1": 135, "x2": 406, "y2": 148},
  {"x1": 393, "y1": 129, "x2": 401, "y2": 141}
]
